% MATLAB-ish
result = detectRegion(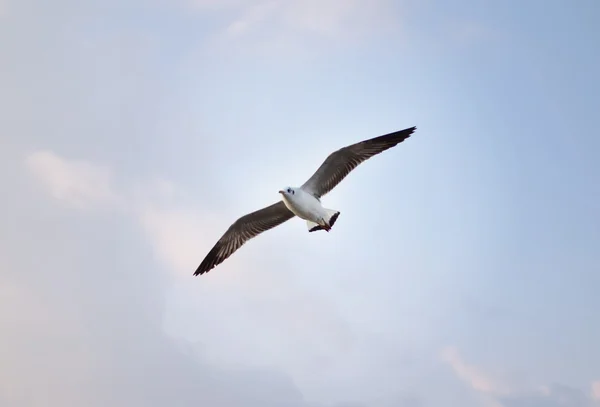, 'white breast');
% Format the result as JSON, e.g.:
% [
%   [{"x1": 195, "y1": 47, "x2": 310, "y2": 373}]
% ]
[{"x1": 281, "y1": 190, "x2": 324, "y2": 221}]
